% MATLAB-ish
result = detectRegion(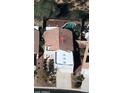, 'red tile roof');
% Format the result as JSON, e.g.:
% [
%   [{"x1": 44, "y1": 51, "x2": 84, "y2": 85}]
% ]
[
  {"x1": 44, "y1": 27, "x2": 73, "y2": 51},
  {"x1": 34, "y1": 30, "x2": 39, "y2": 53}
]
